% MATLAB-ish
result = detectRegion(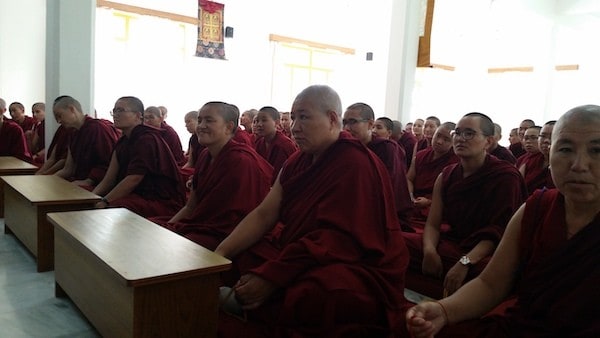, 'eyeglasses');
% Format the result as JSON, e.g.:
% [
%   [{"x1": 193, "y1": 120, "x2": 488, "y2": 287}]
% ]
[
  {"x1": 342, "y1": 118, "x2": 368, "y2": 126},
  {"x1": 523, "y1": 135, "x2": 539, "y2": 141},
  {"x1": 110, "y1": 108, "x2": 133, "y2": 117},
  {"x1": 451, "y1": 129, "x2": 480, "y2": 140}
]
